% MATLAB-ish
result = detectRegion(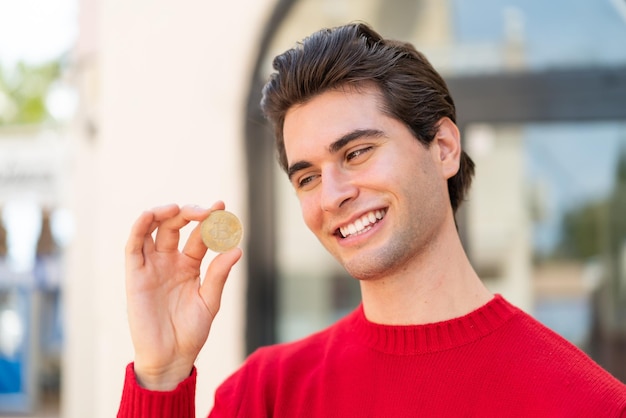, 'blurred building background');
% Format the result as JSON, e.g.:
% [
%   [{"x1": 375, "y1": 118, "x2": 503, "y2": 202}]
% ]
[{"x1": 0, "y1": 0, "x2": 625, "y2": 417}]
